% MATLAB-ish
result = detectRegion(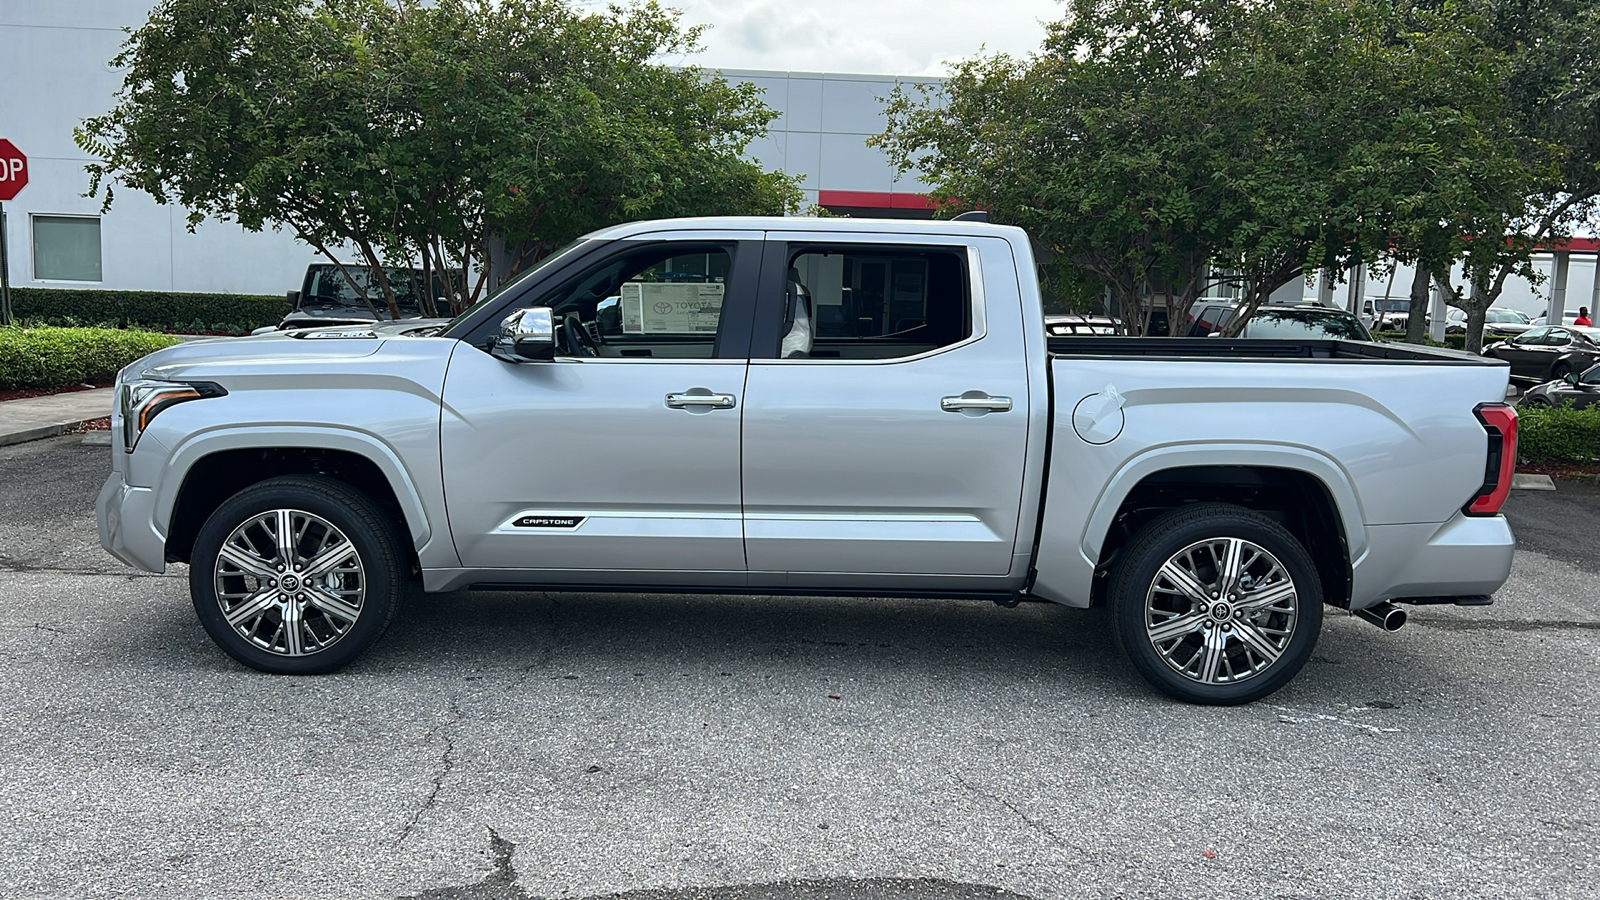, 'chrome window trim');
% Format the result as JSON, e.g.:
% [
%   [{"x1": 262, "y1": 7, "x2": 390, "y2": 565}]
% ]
[{"x1": 752, "y1": 242, "x2": 989, "y2": 367}]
